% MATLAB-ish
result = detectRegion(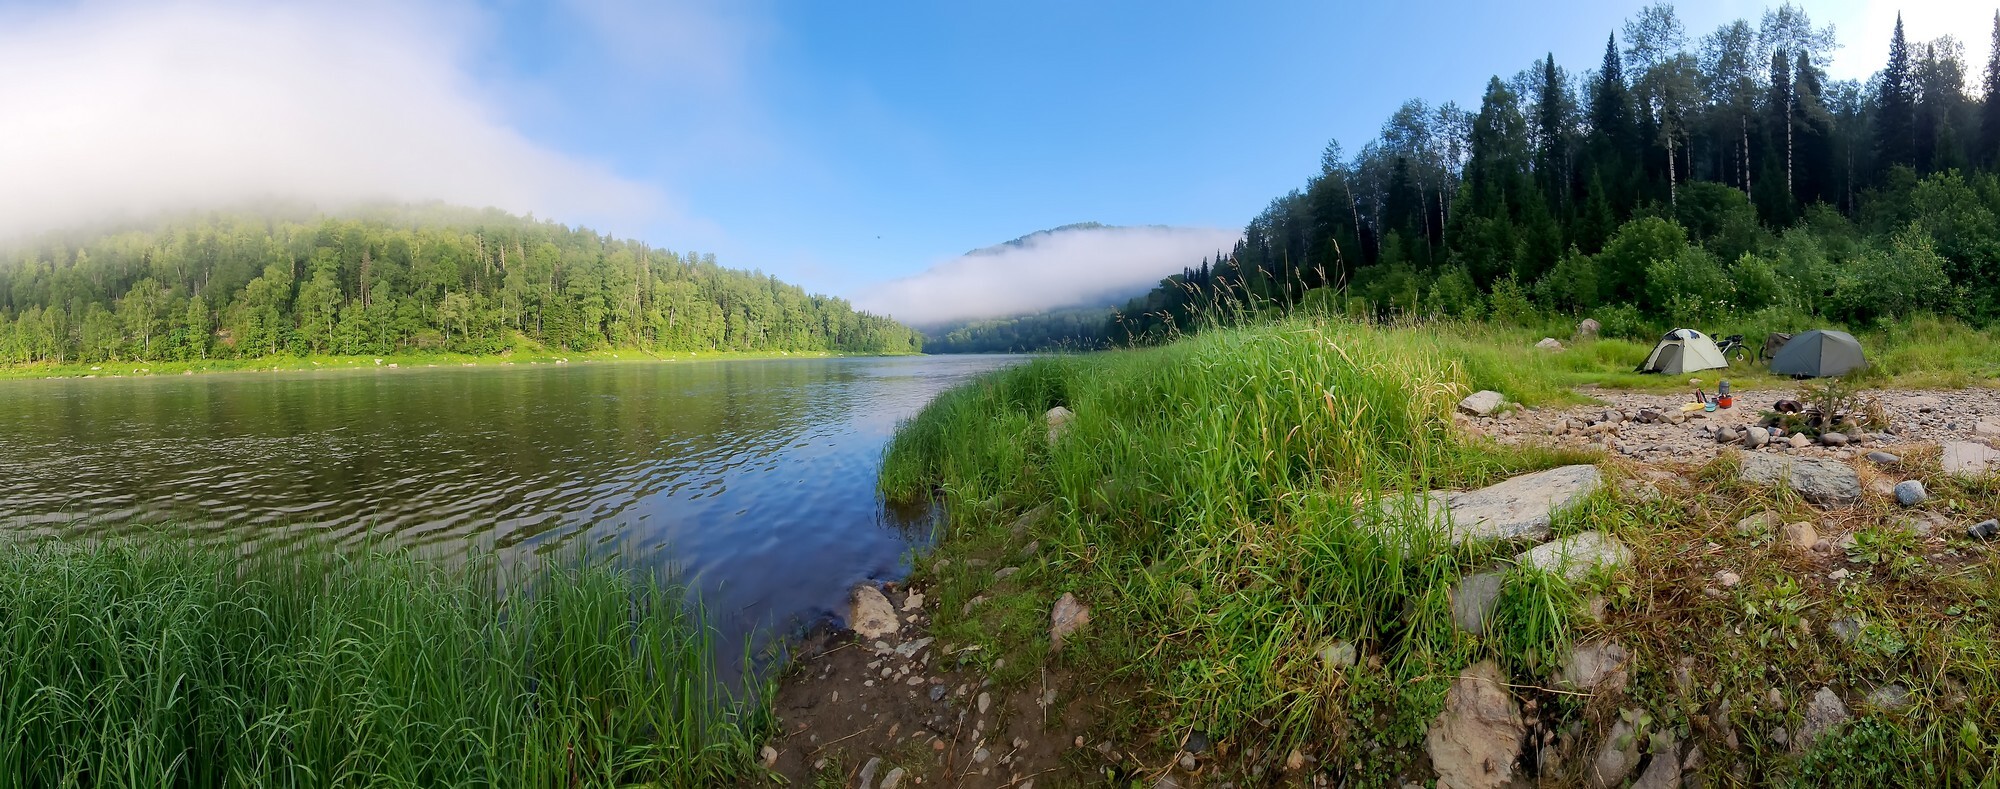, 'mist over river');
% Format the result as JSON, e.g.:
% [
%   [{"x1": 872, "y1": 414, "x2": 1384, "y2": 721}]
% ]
[{"x1": 0, "y1": 355, "x2": 1021, "y2": 664}]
